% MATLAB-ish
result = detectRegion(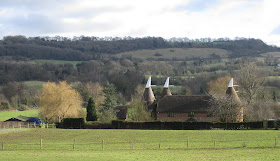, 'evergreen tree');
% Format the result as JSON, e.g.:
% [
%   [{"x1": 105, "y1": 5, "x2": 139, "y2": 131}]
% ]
[
  {"x1": 99, "y1": 83, "x2": 117, "y2": 122},
  {"x1": 86, "y1": 97, "x2": 97, "y2": 121},
  {"x1": 102, "y1": 83, "x2": 117, "y2": 110}
]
